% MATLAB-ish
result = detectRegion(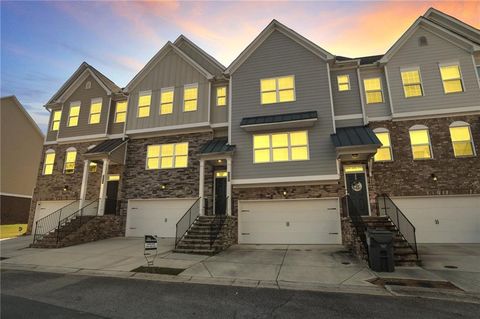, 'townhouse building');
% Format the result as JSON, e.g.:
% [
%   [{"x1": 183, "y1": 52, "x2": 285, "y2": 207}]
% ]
[{"x1": 29, "y1": 8, "x2": 479, "y2": 264}]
